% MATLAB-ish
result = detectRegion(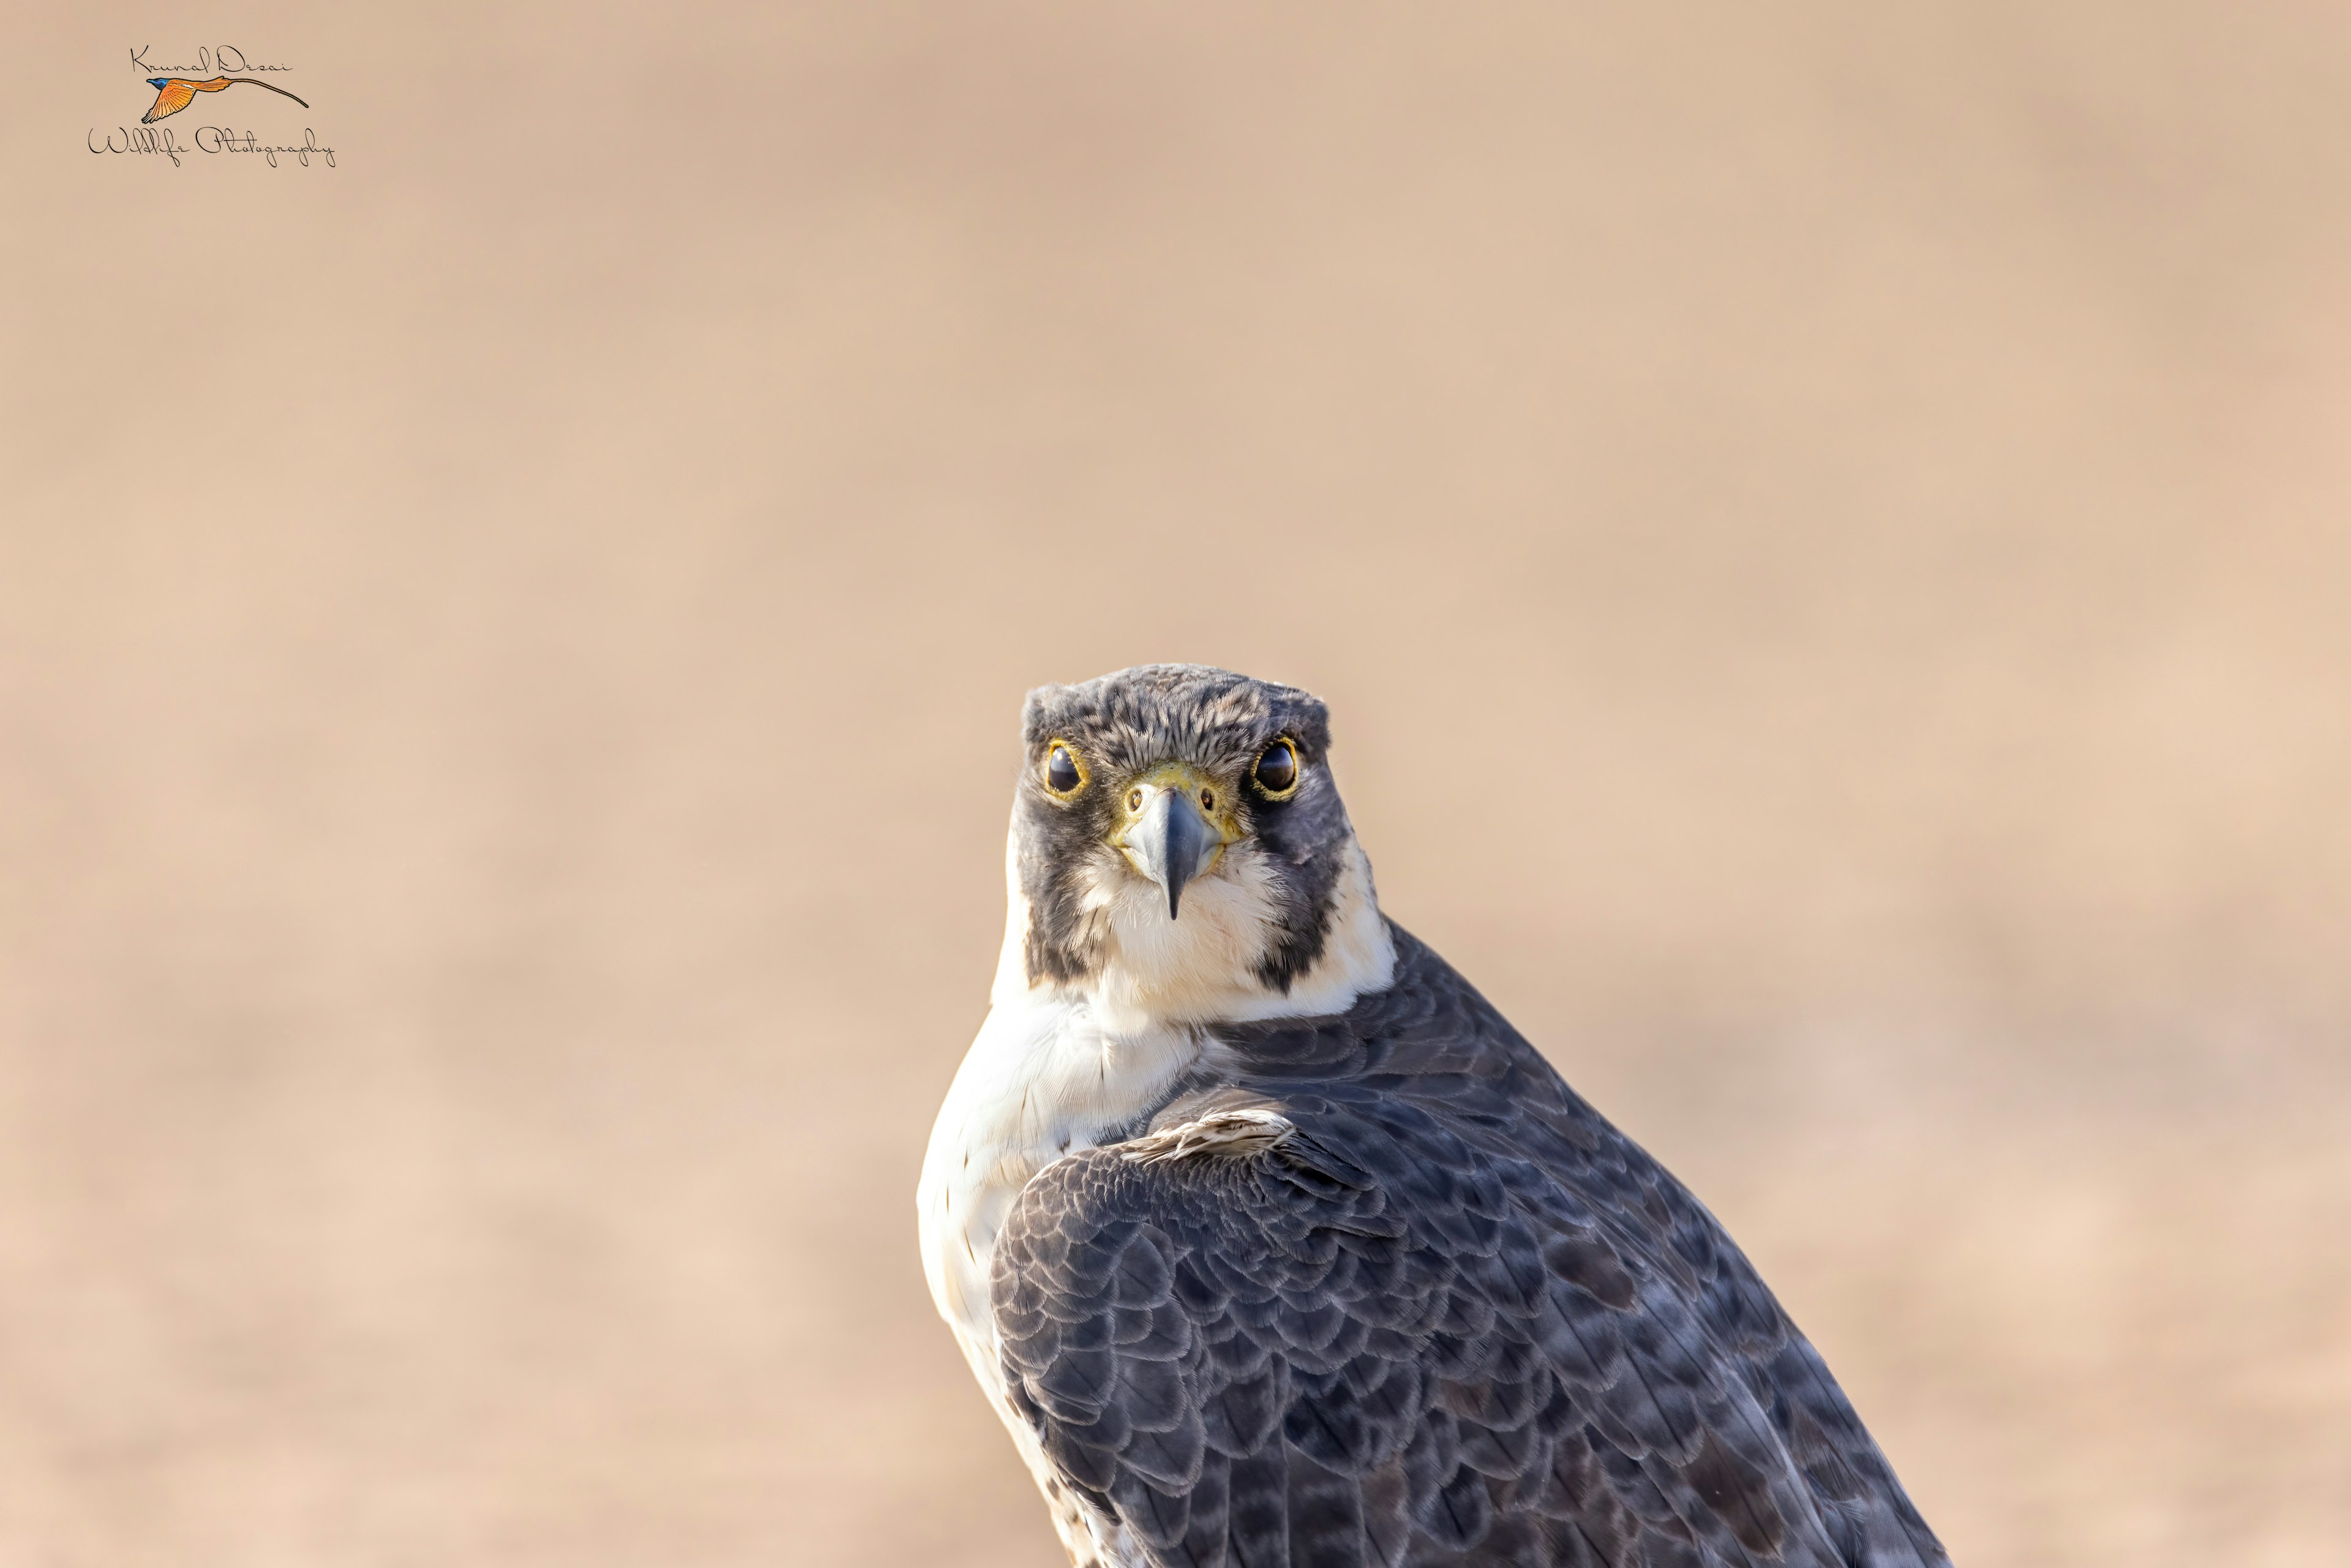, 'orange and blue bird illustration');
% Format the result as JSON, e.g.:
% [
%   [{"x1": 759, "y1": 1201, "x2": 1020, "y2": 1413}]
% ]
[{"x1": 140, "y1": 76, "x2": 309, "y2": 125}]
